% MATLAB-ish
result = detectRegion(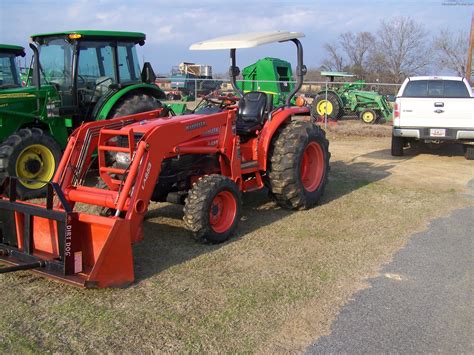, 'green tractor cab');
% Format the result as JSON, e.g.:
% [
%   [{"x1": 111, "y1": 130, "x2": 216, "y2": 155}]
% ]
[
  {"x1": 312, "y1": 71, "x2": 392, "y2": 124},
  {"x1": 0, "y1": 30, "x2": 166, "y2": 199},
  {"x1": 237, "y1": 57, "x2": 295, "y2": 107},
  {"x1": 0, "y1": 44, "x2": 25, "y2": 89}
]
